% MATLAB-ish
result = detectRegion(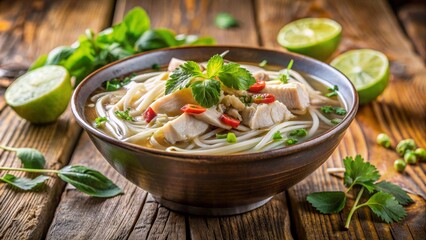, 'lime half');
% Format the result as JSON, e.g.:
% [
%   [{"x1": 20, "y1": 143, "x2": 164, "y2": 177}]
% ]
[
  {"x1": 277, "y1": 18, "x2": 342, "y2": 61},
  {"x1": 5, "y1": 65, "x2": 72, "y2": 123},
  {"x1": 331, "y1": 49, "x2": 390, "y2": 104}
]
